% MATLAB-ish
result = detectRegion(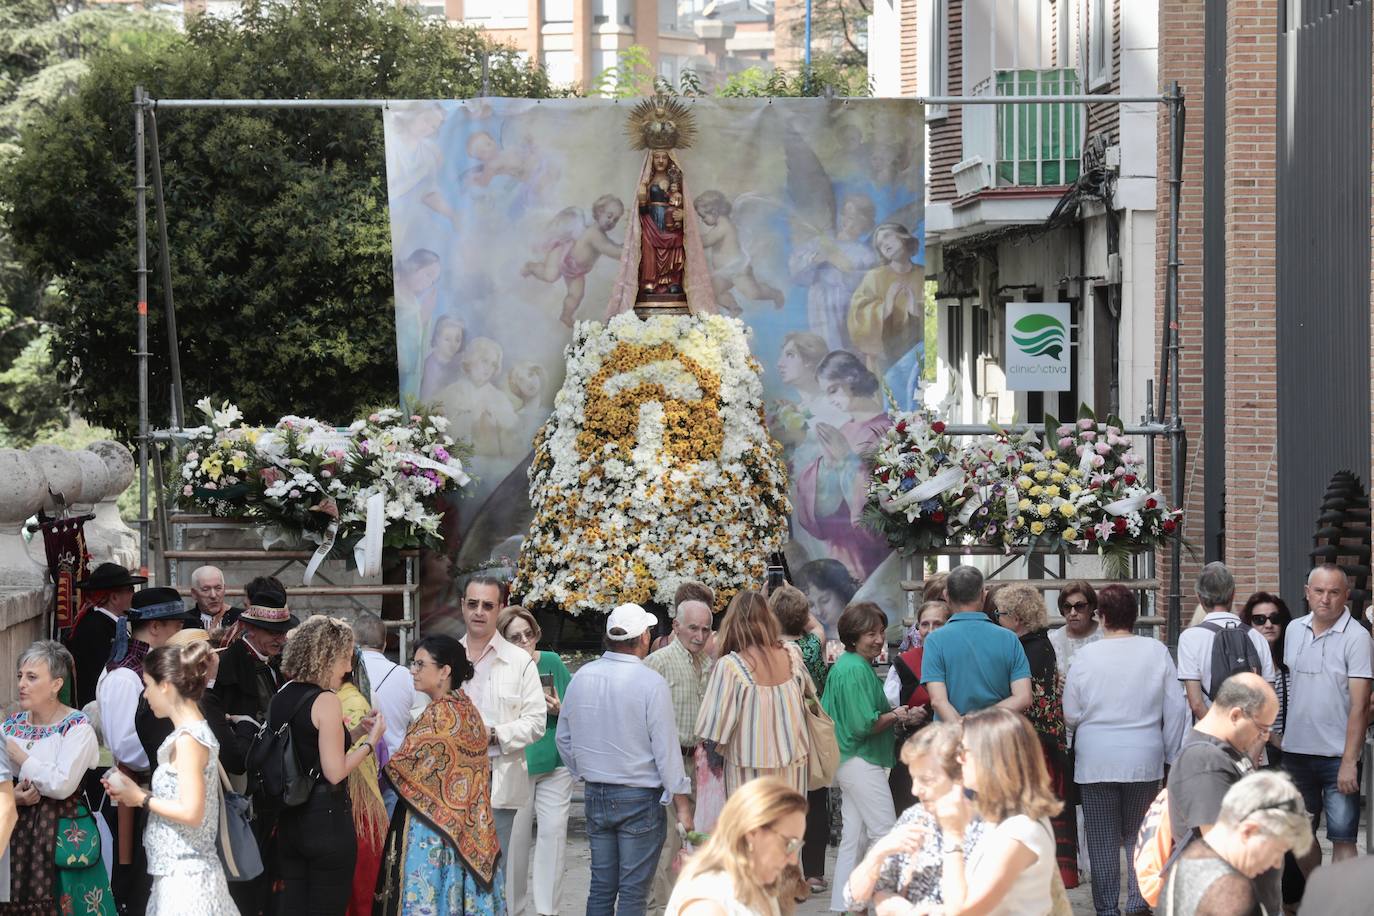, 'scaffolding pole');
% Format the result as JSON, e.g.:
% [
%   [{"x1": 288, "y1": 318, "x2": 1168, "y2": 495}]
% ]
[
  {"x1": 132, "y1": 89, "x2": 1188, "y2": 644},
  {"x1": 134, "y1": 86, "x2": 151, "y2": 577}
]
